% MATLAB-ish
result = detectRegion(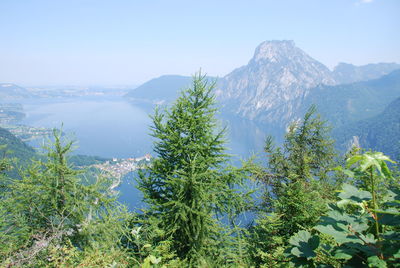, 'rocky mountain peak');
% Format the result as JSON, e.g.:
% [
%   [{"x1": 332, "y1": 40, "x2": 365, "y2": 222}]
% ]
[
  {"x1": 218, "y1": 40, "x2": 335, "y2": 125},
  {"x1": 252, "y1": 40, "x2": 297, "y2": 63}
]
